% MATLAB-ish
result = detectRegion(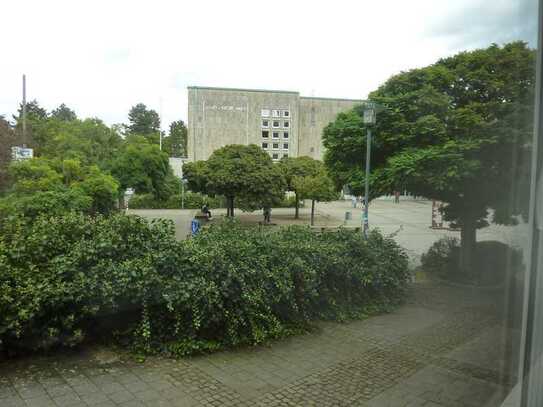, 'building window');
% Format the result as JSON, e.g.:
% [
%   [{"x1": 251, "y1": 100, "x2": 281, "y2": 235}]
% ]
[
  {"x1": 283, "y1": 143, "x2": 288, "y2": 150},
  {"x1": 262, "y1": 130, "x2": 269, "y2": 138},
  {"x1": 262, "y1": 120, "x2": 269, "y2": 128},
  {"x1": 261, "y1": 109, "x2": 270, "y2": 117},
  {"x1": 283, "y1": 132, "x2": 289, "y2": 139},
  {"x1": 272, "y1": 153, "x2": 279, "y2": 160},
  {"x1": 272, "y1": 109, "x2": 281, "y2": 118},
  {"x1": 283, "y1": 121, "x2": 290, "y2": 128},
  {"x1": 283, "y1": 153, "x2": 289, "y2": 158},
  {"x1": 272, "y1": 132, "x2": 279, "y2": 138},
  {"x1": 262, "y1": 142, "x2": 268, "y2": 149},
  {"x1": 272, "y1": 120, "x2": 280, "y2": 128},
  {"x1": 273, "y1": 143, "x2": 279, "y2": 149},
  {"x1": 283, "y1": 110, "x2": 290, "y2": 117}
]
